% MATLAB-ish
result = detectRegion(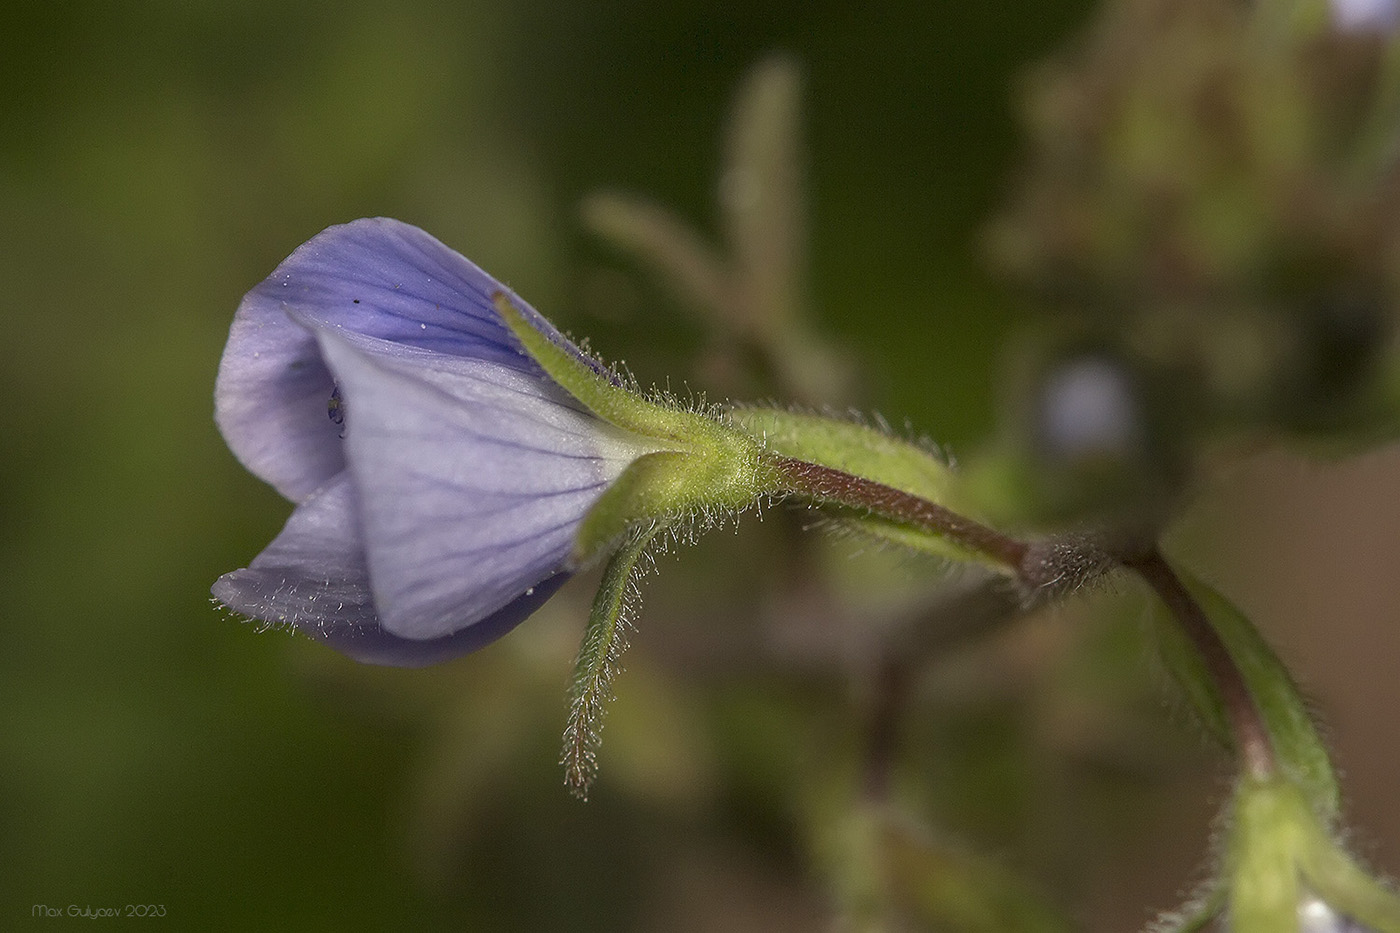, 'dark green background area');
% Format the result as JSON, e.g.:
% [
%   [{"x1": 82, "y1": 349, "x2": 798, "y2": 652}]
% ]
[
  {"x1": 9, "y1": 2, "x2": 1395, "y2": 931},
  {"x1": 0, "y1": 3, "x2": 1081, "y2": 925}
]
